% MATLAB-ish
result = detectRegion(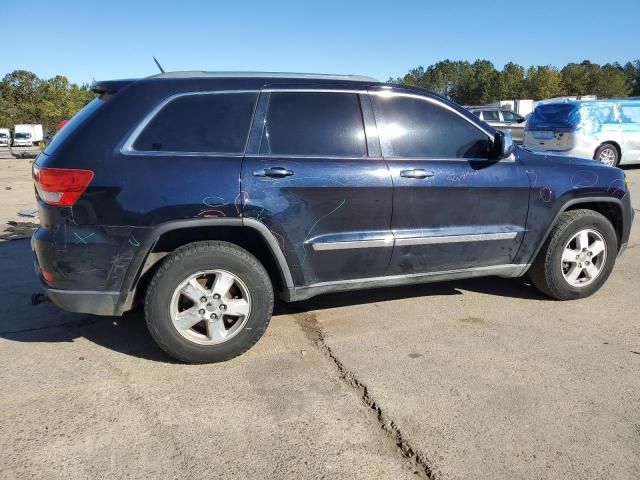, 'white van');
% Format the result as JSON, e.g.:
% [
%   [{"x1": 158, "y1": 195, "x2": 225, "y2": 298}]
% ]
[{"x1": 13, "y1": 124, "x2": 44, "y2": 147}]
